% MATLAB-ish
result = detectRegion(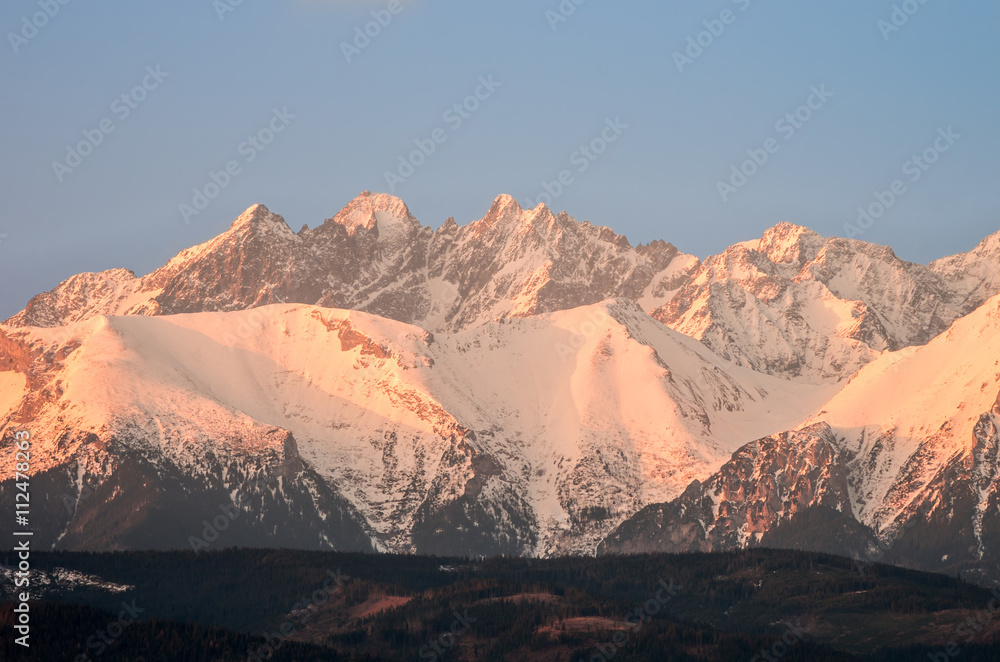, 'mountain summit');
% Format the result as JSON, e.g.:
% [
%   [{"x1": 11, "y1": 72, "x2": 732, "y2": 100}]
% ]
[
  {"x1": 12, "y1": 194, "x2": 998, "y2": 382},
  {"x1": 2, "y1": 195, "x2": 999, "y2": 583}
]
